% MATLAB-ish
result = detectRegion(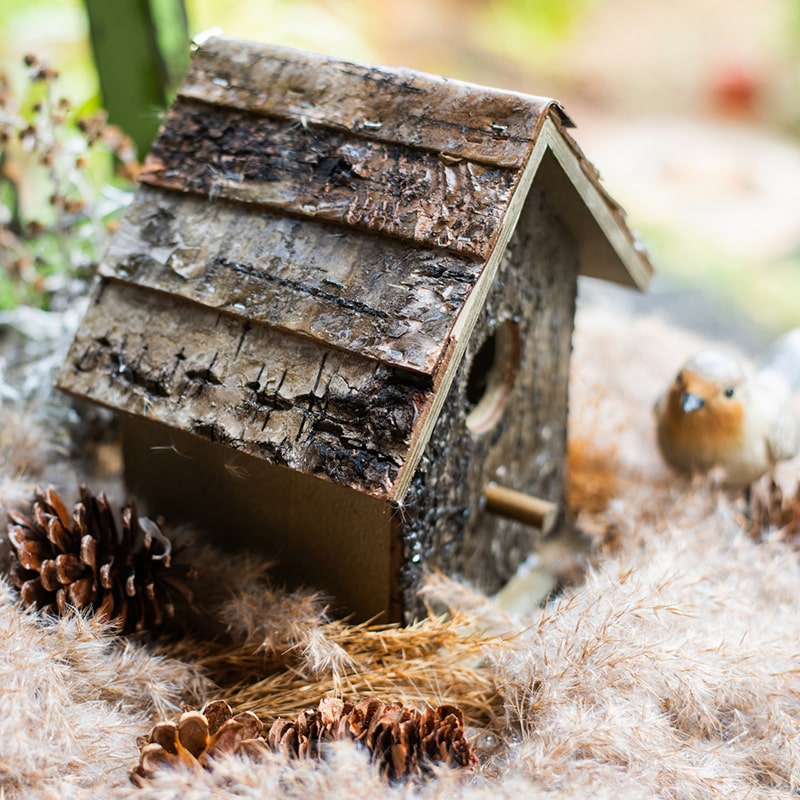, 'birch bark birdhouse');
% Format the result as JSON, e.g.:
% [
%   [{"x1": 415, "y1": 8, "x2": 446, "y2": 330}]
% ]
[{"x1": 57, "y1": 37, "x2": 653, "y2": 622}]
